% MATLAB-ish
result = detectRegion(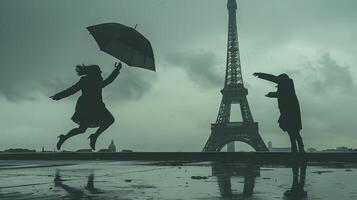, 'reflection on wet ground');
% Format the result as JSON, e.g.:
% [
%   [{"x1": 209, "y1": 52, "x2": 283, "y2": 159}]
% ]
[{"x1": 0, "y1": 160, "x2": 357, "y2": 199}]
